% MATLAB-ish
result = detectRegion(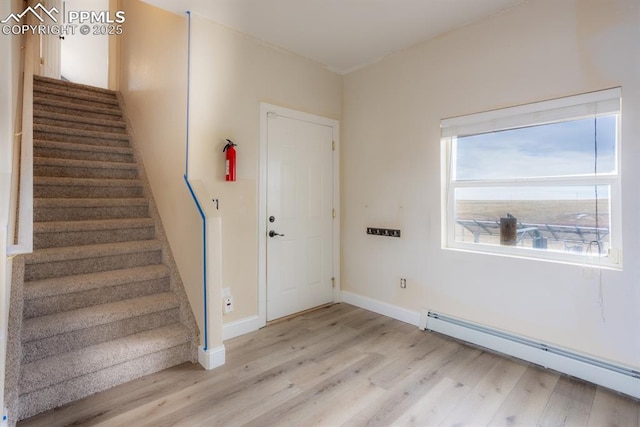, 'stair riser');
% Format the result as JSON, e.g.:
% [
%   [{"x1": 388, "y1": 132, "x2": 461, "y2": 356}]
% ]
[
  {"x1": 34, "y1": 205, "x2": 149, "y2": 222},
  {"x1": 34, "y1": 226, "x2": 155, "y2": 249},
  {"x1": 24, "y1": 250, "x2": 162, "y2": 281},
  {"x1": 18, "y1": 343, "x2": 193, "y2": 420},
  {"x1": 34, "y1": 146, "x2": 133, "y2": 163},
  {"x1": 34, "y1": 86, "x2": 117, "y2": 103},
  {"x1": 34, "y1": 103, "x2": 122, "y2": 122},
  {"x1": 24, "y1": 276, "x2": 170, "y2": 320},
  {"x1": 22, "y1": 308, "x2": 179, "y2": 363},
  {"x1": 33, "y1": 131, "x2": 130, "y2": 148},
  {"x1": 34, "y1": 165, "x2": 138, "y2": 180},
  {"x1": 34, "y1": 116, "x2": 127, "y2": 135},
  {"x1": 34, "y1": 91, "x2": 119, "y2": 109},
  {"x1": 33, "y1": 88, "x2": 118, "y2": 106},
  {"x1": 34, "y1": 108, "x2": 125, "y2": 125},
  {"x1": 33, "y1": 79, "x2": 117, "y2": 101},
  {"x1": 34, "y1": 184, "x2": 143, "y2": 199},
  {"x1": 34, "y1": 125, "x2": 128, "y2": 143}
]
